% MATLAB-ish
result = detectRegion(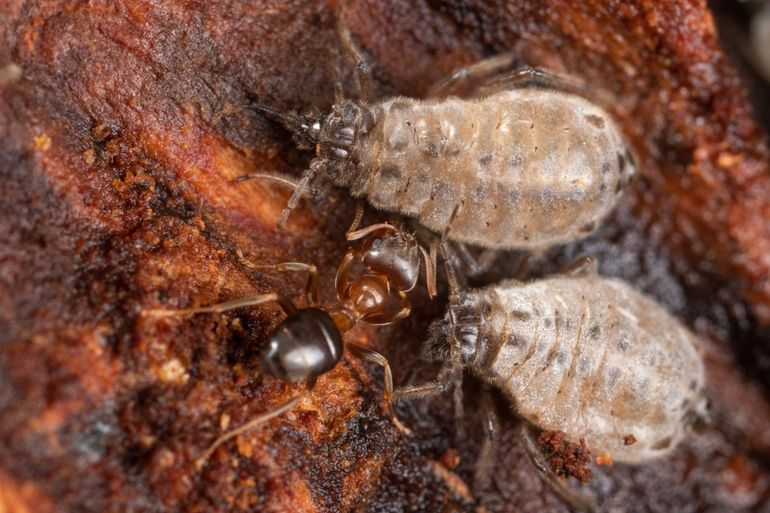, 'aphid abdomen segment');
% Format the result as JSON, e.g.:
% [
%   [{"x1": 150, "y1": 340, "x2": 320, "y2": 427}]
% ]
[
  {"x1": 352, "y1": 88, "x2": 635, "y2": 250},
  {"x1": 467, "y1": 276, "x2": 706, "y2": 463}
]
